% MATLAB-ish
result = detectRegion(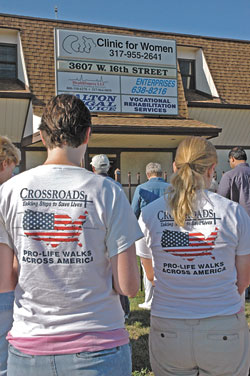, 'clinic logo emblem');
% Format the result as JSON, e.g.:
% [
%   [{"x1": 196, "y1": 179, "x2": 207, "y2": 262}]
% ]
[
  {"x1": 161, "y1": 227, "x2": 219, "y2": 261},
  {"x1": 62, "y1": 34, "x2": 96, "y2": 54},
  {"x1": 69, "y1": 75, "x2": 108, "y2": 88}
]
